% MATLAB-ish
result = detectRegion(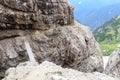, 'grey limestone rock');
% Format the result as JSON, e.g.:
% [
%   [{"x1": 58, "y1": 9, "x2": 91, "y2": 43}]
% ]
[
  {"x1": 0, "y1": 21, "x2": 104, "y2": 79},
  {"x1": 0, "y1": 0, "x2": 104, "y2": 79},
  {"x1": 105, "y1": 48, "x2": 120, "y2": 79}
]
